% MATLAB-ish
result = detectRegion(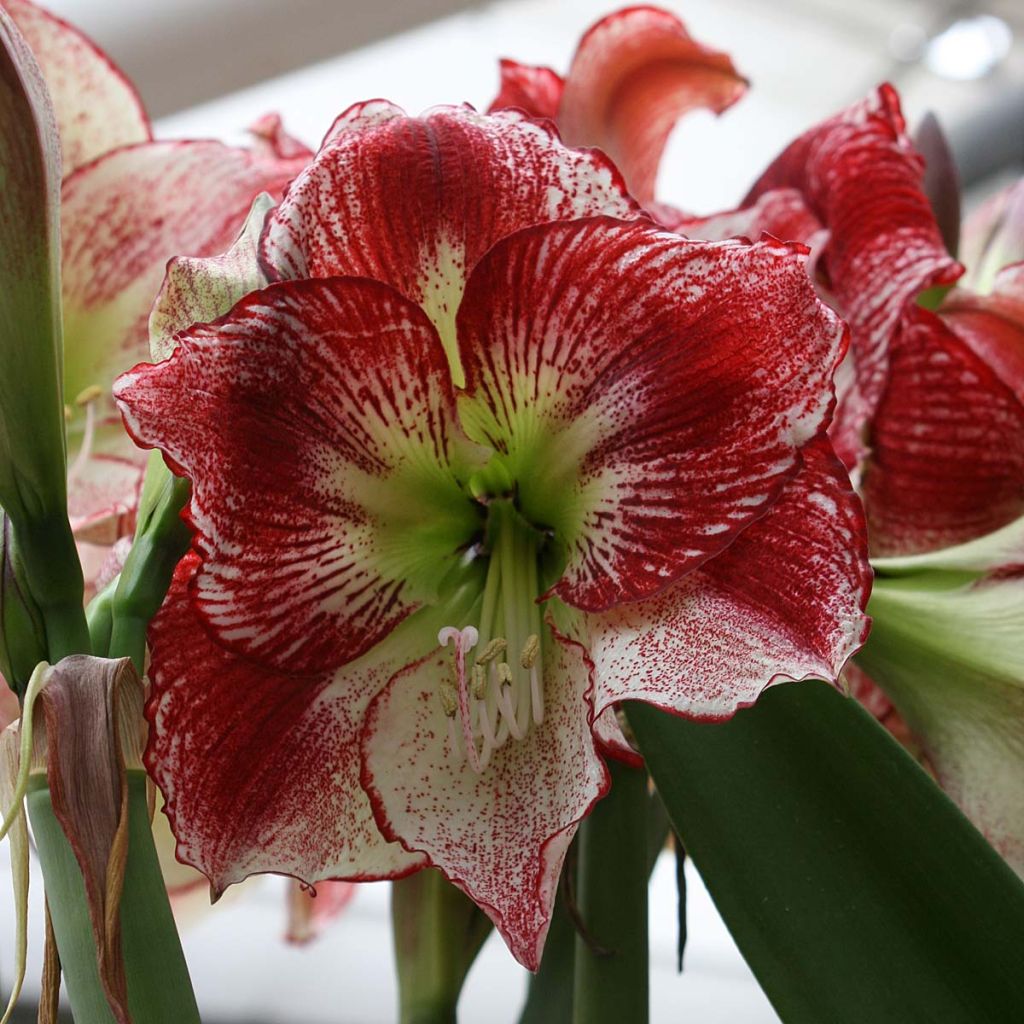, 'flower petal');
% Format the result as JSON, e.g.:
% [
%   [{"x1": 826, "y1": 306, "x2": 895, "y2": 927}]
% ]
[
  {"x1": 61, "y1": 140, "x2": 307, "y2": 531},
  {"x1": 557, "y1": 6, "x2": 747, "y2": 204},
  {"x1": 146, "y1": 554, "x2": 427, "y2": 894},
  {"x1": 149, "y1": 192, "x2": 275, "y2": 361},
  {"x1": 587, "y1": 439, "x2": 870, "y2": 720},
  {"x1": 456, "y1": 217, "x2": 846, "y2": 611},
  {"x1": 861, "y1": 565, "x2": 1024, "y2": 875},
  {"x1": 861, "y1": 307, "x2": 1024, "y2": 557},
  {"x1": 5, "y1": 0, "x2": 150, "y2": 176},
  {"x1": 940, "y1": 263, "x2": 1024, "y2": 401},
  {"x1": 959, "y1": 178, "x2": 1024, "y2": 294},
  {"x1": 259, "y1": 102, "x2": 639, "y2": 384},
  {"x1": 116, "y1": 277, "x2": 482, "y2": 672},
  {"x1": 745, "y1": 85, "x2": 962, "y2": 460},
  {"x1": 488, "y1": 59, "x2": 564, "y2": 120},
  {"x1": 361, "y1": 630, "x2": 608, "y2": 970},
  {"x1": 675, "y1": 187, "x2": 823, "y2": 247}
]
